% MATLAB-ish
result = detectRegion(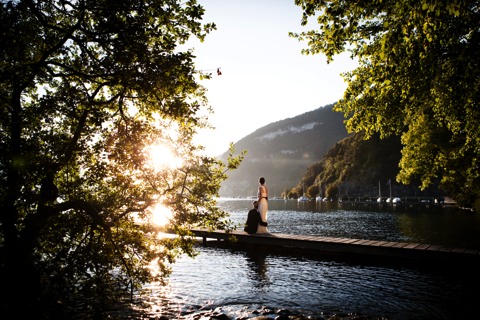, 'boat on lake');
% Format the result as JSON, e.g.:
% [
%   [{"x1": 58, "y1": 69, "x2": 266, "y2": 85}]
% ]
[{"x1": 298, "y1": 184, "x2": 309, "y2": 201}]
